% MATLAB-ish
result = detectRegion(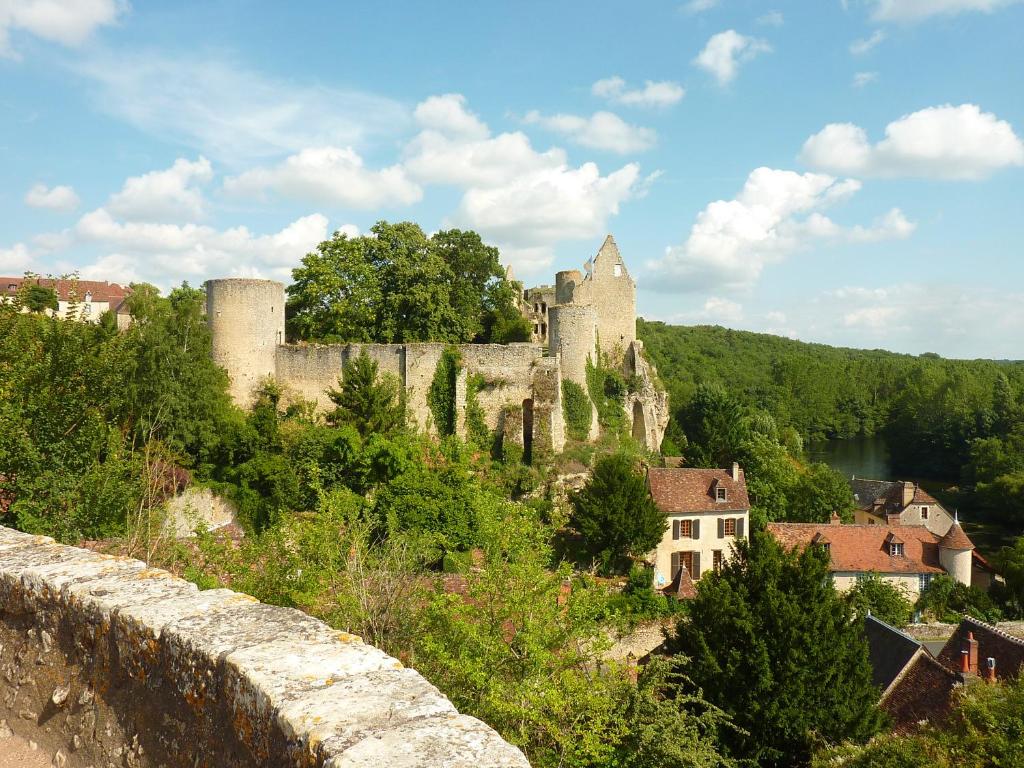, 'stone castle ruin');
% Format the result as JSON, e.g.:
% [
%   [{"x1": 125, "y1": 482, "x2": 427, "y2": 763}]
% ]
[{"x1": 206, "y1": 235, "x2": 668, "y2": 454}]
